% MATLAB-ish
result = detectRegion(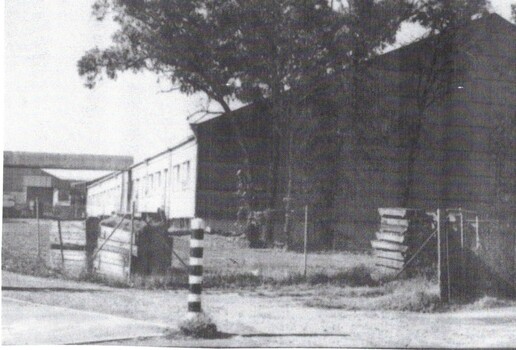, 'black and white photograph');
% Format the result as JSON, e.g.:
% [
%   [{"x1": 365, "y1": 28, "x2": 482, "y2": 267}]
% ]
[{"x1": 2, "y1": 0, "x2": 515, "y2": 347}]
